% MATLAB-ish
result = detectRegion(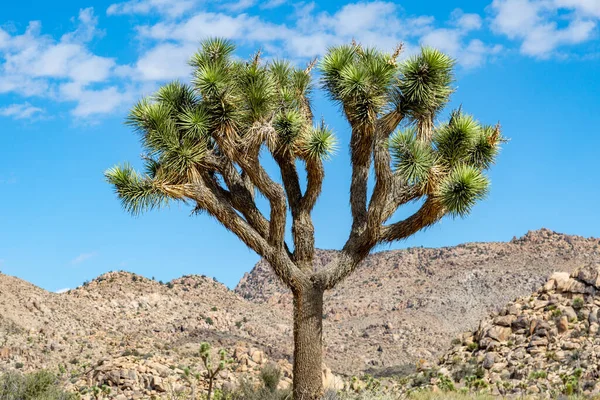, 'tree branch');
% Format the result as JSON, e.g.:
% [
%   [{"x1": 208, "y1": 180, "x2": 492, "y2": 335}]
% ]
[
  {"x1": 213, "y1": 131, "x2": 288, "y2": 249},
  {"x1": 206, "y1": 155, "x2": 270, "y2": 240},
  {"x1": 188, "y1": 175, "x2": 306, "y2": 290},
  {"x1": 314, "y1": 196, "x2": 444, "y2": 289},
  {"x1": 378, "y1": 196, "x2": 445, "y2": 243},
  {"x1": 379, "y1": 181, "x2": 422, "y2": 223},
  {"x1": 299, "y1": 158, "x2": 324, "y2": 213},
  {"x1": 365, "y1": 110, "x2": 403, "y2": 236},
  {"x1": 348, "y1": 124, "x2": 374, "y2": 236}
]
